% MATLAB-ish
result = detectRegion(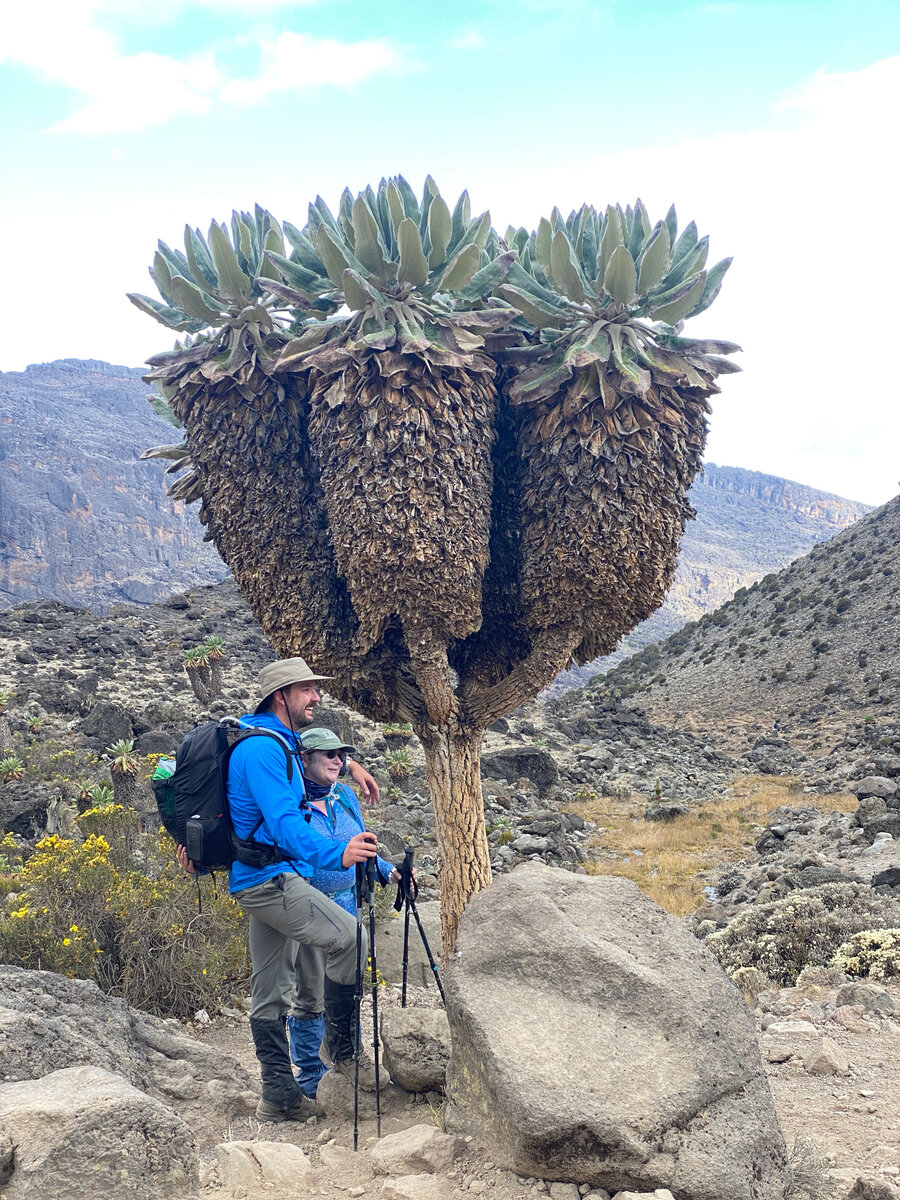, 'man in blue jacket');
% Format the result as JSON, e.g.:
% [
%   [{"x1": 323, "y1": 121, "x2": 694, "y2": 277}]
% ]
[{"x1": 202, "y1": 657, "x2": 383, "y2": 1122}]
